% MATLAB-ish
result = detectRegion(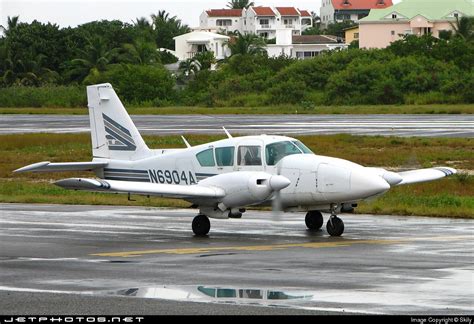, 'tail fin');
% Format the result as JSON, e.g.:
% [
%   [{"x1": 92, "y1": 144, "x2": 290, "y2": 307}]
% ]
[{"x1": 87, "y1": 83, "x2": 150, "y2": 161}]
